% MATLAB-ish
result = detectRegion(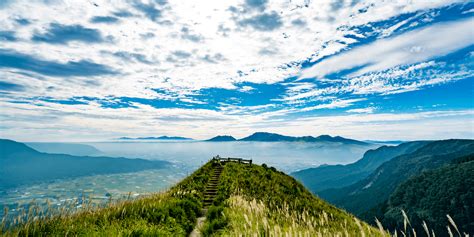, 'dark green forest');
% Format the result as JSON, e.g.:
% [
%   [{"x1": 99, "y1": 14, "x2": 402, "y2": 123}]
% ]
[{"x1": 370, "y1": 154, "x2": 474, "y2": 236}]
